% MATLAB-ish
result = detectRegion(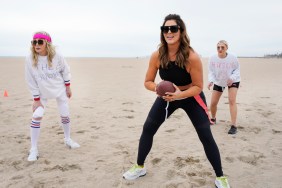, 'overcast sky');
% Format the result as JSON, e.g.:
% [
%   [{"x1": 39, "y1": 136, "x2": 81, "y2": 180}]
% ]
[{"x1": 0, "y1": 0, "x2": 281, "y2": 57}]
